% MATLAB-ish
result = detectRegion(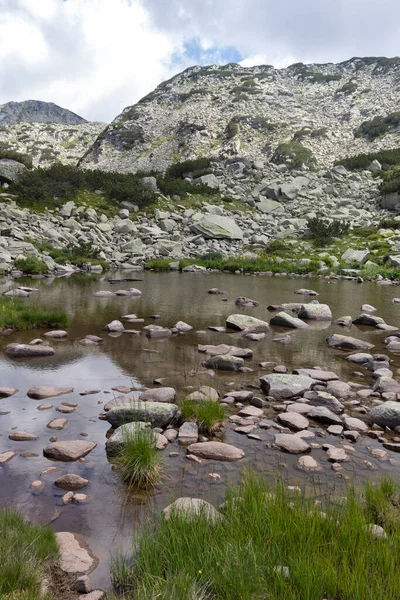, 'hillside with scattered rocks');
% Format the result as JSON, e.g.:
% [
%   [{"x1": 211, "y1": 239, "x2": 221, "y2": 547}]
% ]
[
  {"x1": 81, "y1": 57, "x2": 400, "y2": 174},
  {"x1": 0, "y1": 100, "x2": 87, "y2": 125}
]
